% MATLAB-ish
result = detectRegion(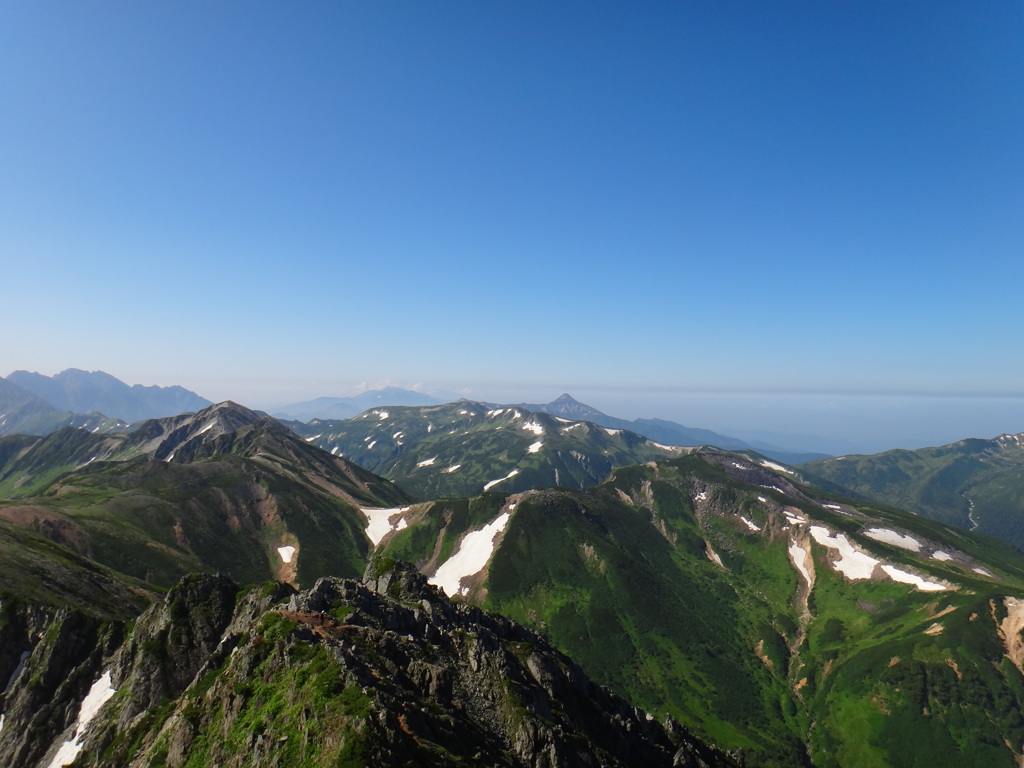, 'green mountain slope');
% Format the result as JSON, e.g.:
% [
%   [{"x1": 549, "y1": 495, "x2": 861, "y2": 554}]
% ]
[
  {"x1": 283, "y1": 401, "x2": 690, "y2": 498},
  {"x1": 798, "y1": 433, "x2": 1024, "y2": 549},
  {"x1": 379, "y1": 450, "x2": 1024, "y2": 767},
  {"x1": 0, "y1": 402, "x2": 412, "y2": 589}
]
